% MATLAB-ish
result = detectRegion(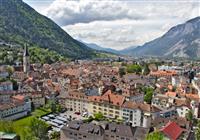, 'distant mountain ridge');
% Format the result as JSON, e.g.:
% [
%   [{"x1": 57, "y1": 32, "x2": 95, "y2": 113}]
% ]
[
  {"x1": 81, "y1": 41, "x2": 120, "y2": 54},
  {"x1": 125, "y1": 17, "x2": 200, "y2": 58},
  {"x1": 0, "y1": 0, "x2": 96, "y2": 59}
]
